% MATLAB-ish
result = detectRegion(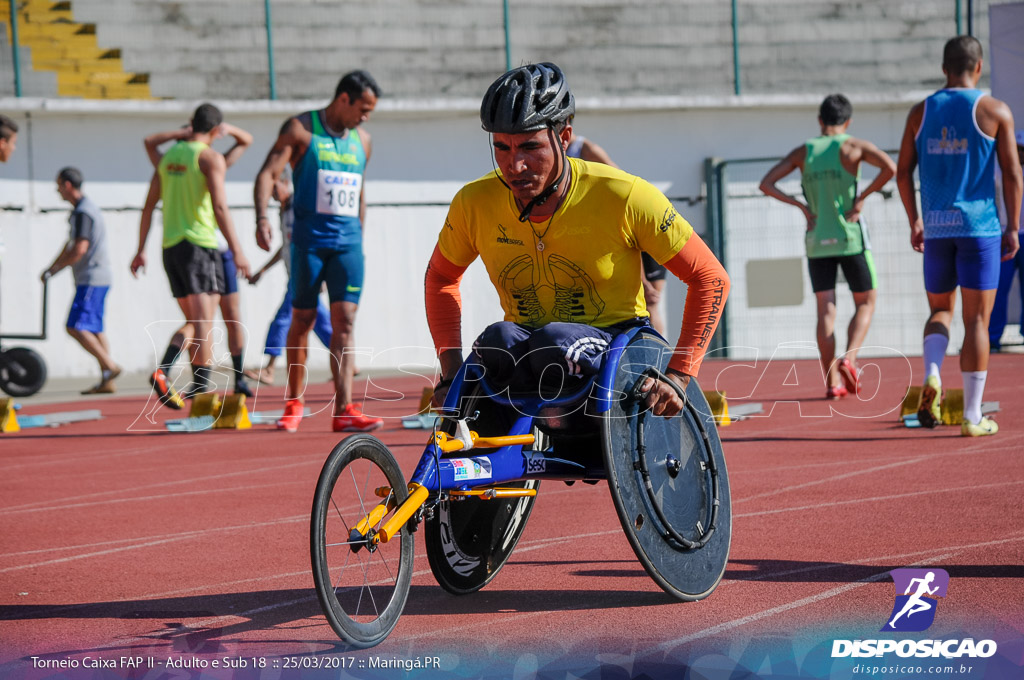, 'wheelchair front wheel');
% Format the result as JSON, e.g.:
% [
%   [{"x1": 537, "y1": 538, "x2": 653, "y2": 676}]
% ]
[{"x1": 310, "y1": 434, "x2": 414, "y2": 648}]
